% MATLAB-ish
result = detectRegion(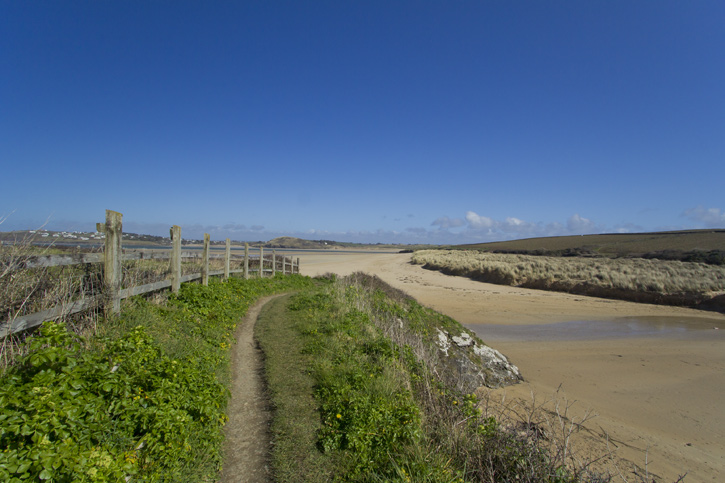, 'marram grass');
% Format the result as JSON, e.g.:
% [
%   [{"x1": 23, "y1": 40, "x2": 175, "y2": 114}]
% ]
[{"x1": 412, "y1": 249, "x2": 725, "y2": 300}]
